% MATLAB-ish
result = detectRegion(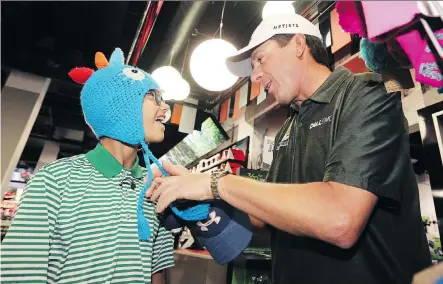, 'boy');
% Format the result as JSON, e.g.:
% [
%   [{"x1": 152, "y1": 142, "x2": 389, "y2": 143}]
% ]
[{"x1": 1, "y1": 48, "x2": 179, "y2": 284}]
